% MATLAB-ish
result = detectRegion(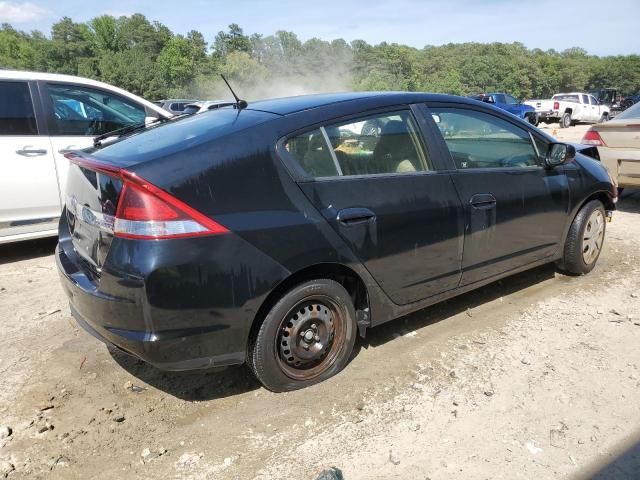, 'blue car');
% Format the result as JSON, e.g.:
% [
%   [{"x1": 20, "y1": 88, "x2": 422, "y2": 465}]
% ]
[{"x1": 471, "y1": 93, "x2": 538, "y2": 125}]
